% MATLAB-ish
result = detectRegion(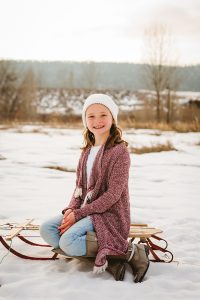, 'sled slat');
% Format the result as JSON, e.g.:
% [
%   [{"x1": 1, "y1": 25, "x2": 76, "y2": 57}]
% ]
[
  {"x1": 130, "y1": 223, "x2": 148, "y2": 227},
  {"x1": 129, "y1": 226, "x2": 163, "y2": 238},
  {"x1": 5, "y1": 219, "x2": 34, "y2": 241}
]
